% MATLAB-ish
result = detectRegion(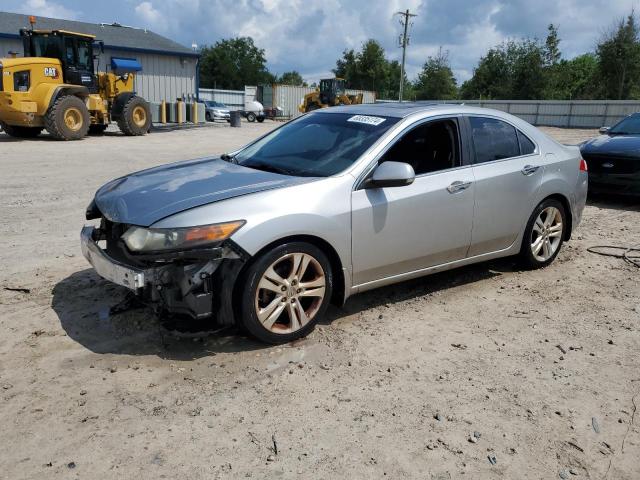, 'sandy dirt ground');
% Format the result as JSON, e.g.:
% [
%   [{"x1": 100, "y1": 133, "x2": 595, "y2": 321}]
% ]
[{"x1": 1, "y1": 122, "x2": 639, "y2": 480}]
